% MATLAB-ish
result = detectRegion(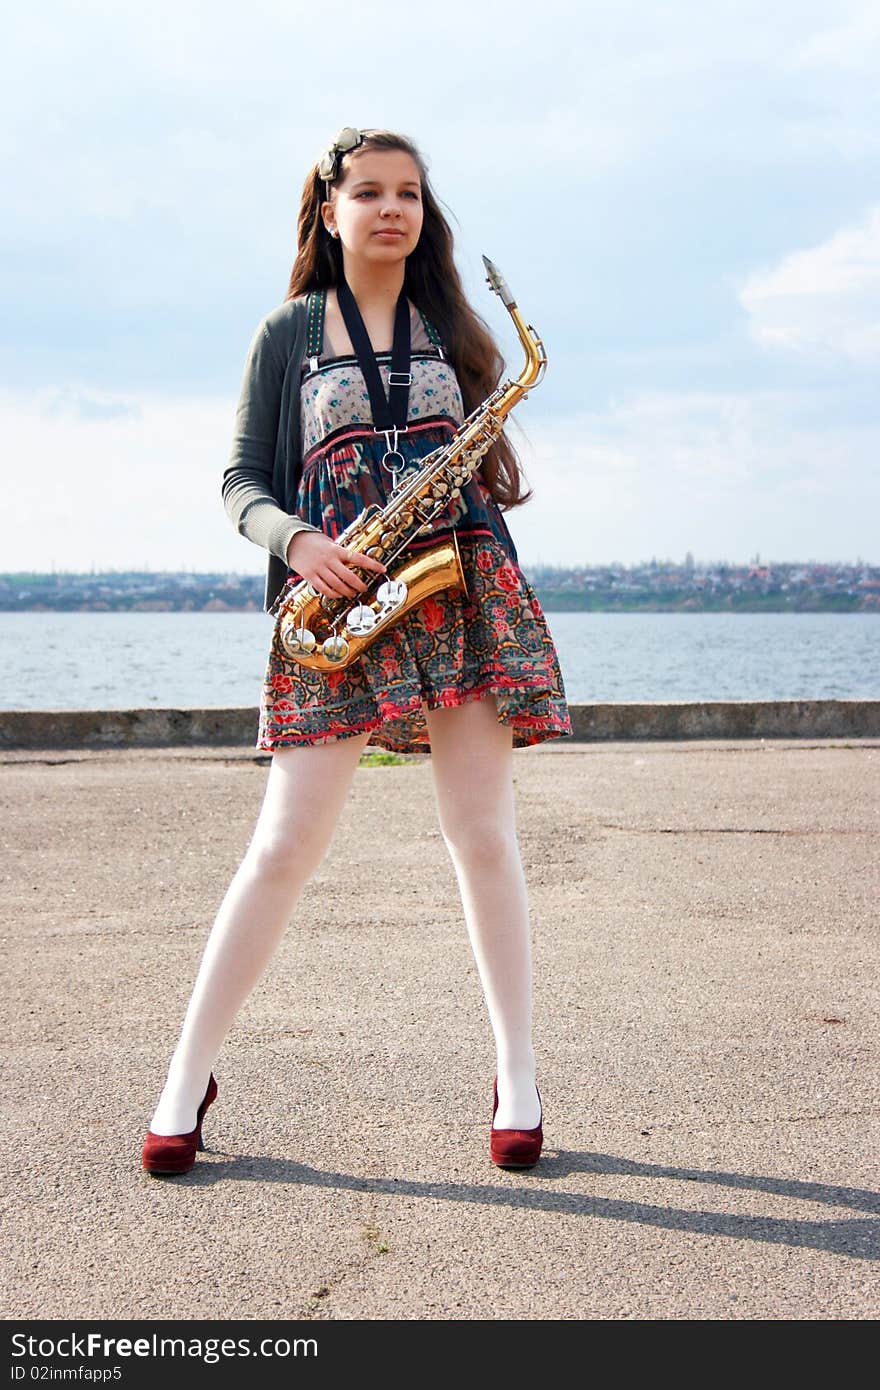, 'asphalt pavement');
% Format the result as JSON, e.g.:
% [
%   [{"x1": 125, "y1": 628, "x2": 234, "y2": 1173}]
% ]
[{"x1": 1, "y1": 736, "x2": 878, "y2": 1320}]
